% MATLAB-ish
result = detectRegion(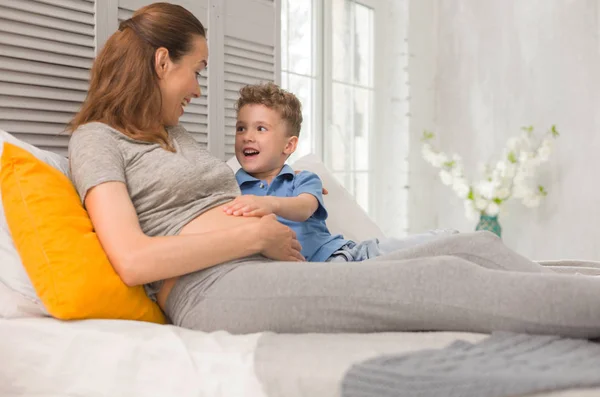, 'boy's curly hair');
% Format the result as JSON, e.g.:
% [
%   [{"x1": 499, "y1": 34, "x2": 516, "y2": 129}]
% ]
[{"x1": 235, "y1": 82, "x2": 303, "y2": 137}]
